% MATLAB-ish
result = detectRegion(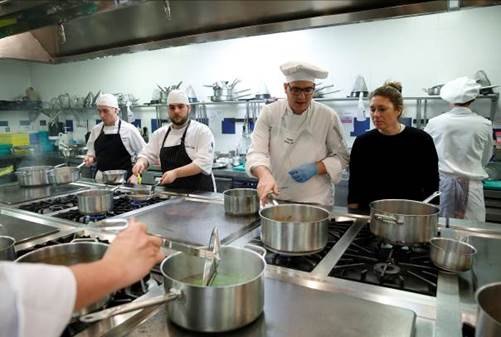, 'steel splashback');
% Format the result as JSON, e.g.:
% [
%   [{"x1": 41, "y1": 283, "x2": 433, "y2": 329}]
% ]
[{"x1": 0, "y1": 0, "x2": 459, "y2": 63}]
